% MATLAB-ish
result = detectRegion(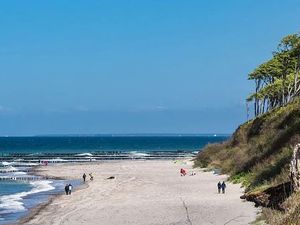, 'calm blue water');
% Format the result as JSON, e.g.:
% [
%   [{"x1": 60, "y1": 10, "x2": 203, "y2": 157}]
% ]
[
  {"x1": 0, "y1": 135, "x2": 228, "y2": 153},
  {"x1": 0, "y1": 135, "x2": 229, "y2": 224}
]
